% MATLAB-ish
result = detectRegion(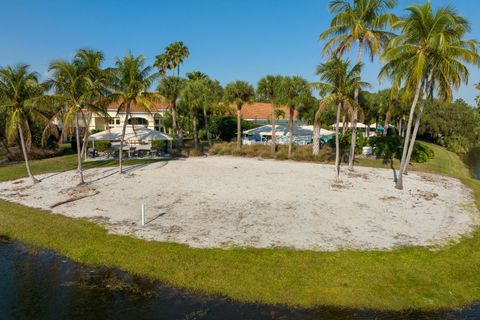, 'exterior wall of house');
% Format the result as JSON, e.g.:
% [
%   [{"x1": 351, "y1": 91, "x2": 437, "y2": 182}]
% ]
[{"x1": 89, "y1": 110, "x2": 167, "y2": 133}]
